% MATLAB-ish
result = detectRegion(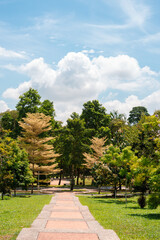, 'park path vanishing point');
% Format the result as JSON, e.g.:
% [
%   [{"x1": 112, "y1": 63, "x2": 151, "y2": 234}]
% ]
[{"x1": 17, "y1": 192, "x2": 120, "y2": 240}]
